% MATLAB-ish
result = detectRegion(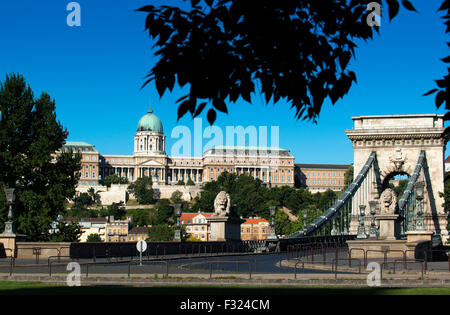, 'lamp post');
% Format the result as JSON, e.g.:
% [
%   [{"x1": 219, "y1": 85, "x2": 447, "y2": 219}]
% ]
[
  {"x1": 369, "y1": 200, "x2": 378, "y2": 238},
  {"x1": 3, "y1": 188, "x2": 16, "y2": 234},
  {"x1": 173, "y1": 203, "x2": 182, "y2": 241},
  {"x1": 414, "y1": 181, "x2": 425, "y2": 231},
  {"x1": 267, "y1": 206, "x2": 278, "y2": 241},
  {"x1": 302, "y1": 210, "x2": 308, "y2": 235},
  {"x1": 357, "y1": 205, "x2": 367, "y2": 239}
]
